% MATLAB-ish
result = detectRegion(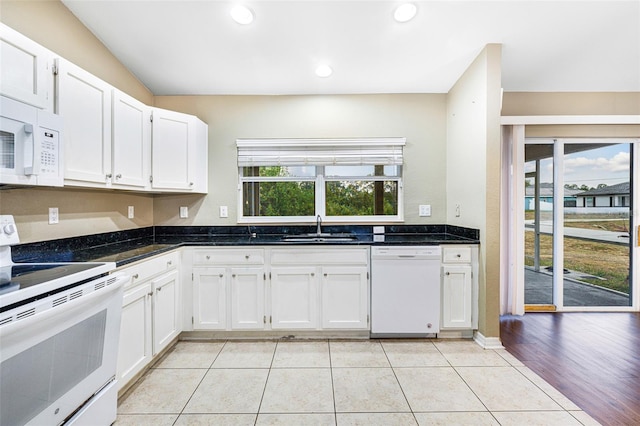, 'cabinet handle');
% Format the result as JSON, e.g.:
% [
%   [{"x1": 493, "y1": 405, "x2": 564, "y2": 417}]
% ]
[
  {"x1": 132, "y1": 273, "x2": 139, "y2": 279},
  {"x1": 456, "y1": 254, "x2": 461, "y2": 258},
  {"x1": 167, "y1": 260, "x2": 172, "y2": 266},
  {"x1": 106, "y1": 173, "x2": 112, "y2": 179},
  {"x1": 115, "y1": 174, "x2": 122, "y2": 179},
  {"x1": 232, "y1": 274, "x2": 236, "y2": 278},
  {"x1": 219, "y1": 273, "x2": 224, "y2": 278},
  {"x1": 147, "y1": 292, "x2": 153, "y2": 297},
  {"x1": 324, "y1": 273, "x2": 328, "y2": 277},
  {"x1": 446, "y1": 272, "x2": 450, "y2": 276},
  {"x1": 311, "y1": 273, "x2": 315, "y2": 277},
  {"x1": 206, "y1": 255, "x2": 211, "y2": 260},
  {"x1": 157, "y1": 287, "x2": 162, "y2": 292},
  {"x1": 245, "y1": 255, "x2": 250, "y2": 260},
  {"x1": 189, "y1": 182, "x2": 194, "y2": 186}
]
